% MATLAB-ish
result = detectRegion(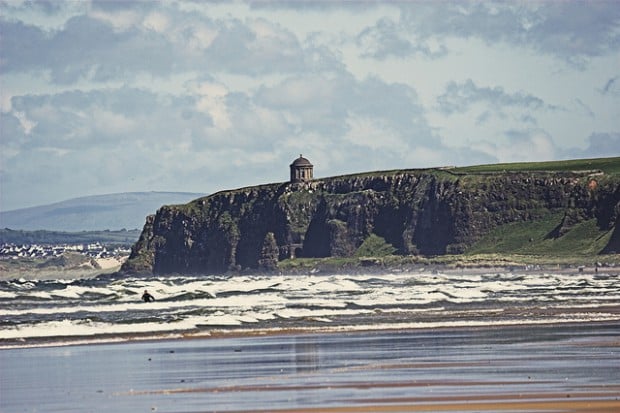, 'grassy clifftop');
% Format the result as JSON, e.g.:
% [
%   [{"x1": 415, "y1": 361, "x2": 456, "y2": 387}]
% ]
[{"x1": 451, "y1": 157, "x2": 620, "y2": 175}]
